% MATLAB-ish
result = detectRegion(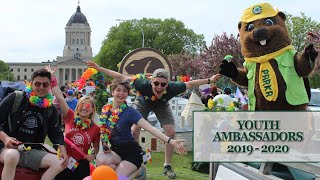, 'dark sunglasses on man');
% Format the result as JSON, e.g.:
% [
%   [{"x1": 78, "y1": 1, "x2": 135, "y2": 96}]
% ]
[
  {"x1": 34, "y1": 82, "x2": 50, "y2": 88},
  {"x1": 153, "y1": 81, "x2": 167, "y2": 87}
]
